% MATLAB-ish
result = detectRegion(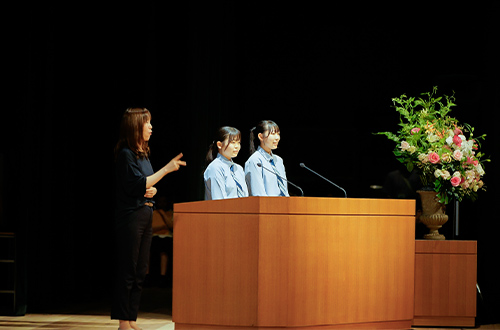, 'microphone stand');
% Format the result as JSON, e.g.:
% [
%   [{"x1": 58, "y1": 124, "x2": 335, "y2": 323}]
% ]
[
  {"x1": 257, "y1": 163, "x2": 304, "y2": 197},
  {"x1": 300, "y1": 163, "x2": 347, "y2": 198}
]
